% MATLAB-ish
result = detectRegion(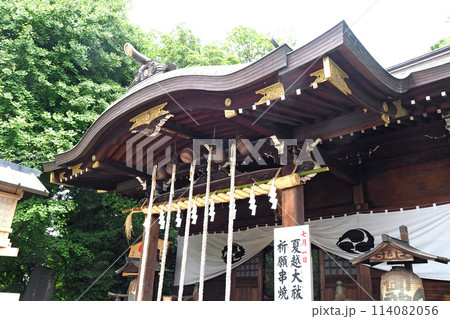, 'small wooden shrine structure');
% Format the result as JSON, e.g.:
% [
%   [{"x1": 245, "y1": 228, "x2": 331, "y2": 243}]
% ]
[
  {"x1": 352, "y1": 226, "x2": 449, "y2": 301},
  {"x1": 352, "y1": 226, "x2": 450, "y2": 267},
  {"x1": 44, "y1": 21, "x2": 450, "y2": 300}
]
